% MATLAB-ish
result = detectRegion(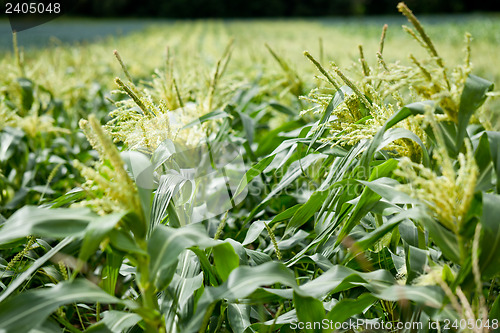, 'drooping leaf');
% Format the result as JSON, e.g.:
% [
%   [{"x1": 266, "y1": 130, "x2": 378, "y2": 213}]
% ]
[
  {"x1": 457, "y1": 75, "x2": 494, "y2": 150},
  {"x1": 269, "y1": 102, "x2": 296, "y2": 116},
  {"x1": 148, "y1": 224, "x2": 219, "y2": 290},
  {"x1": 415, "y1": 209, "x2": 461, "y2": 264},
  {"x1": 325, "y1": 293, "x2": 376, "y2": 324},
  {"x1": 285, "y1": 189, "x2": 329, "y2": 236},
  {"x1": 242, "y1": 221, "x2": 267, "y2": 246},
  {"x1": 373, "y1": 285, "x2": 444, "y2": 308},
  {"x1": 406, "y1": 245, "x2": 428, "y2": 284},
  {"x1": 108, "y1": 229, "x2": 147, "y2": 256},
  {"x1": 0, "y1": 237, "x2": 74, "y2": 303},
  {"x1": 186, "y1": 262, "x2": 297, "y2": 332},
  {"x1": 263, "y1": 153, "x2": 326, "y2": 203},
  {"x1": 90, "y1": 311, "x2": 142, "y2": 333},
  {"x1": 181, "y1": 109, "x2": 229, "y2": 129},
  {"x1": 213, "y1": 242, "x2": 240, "y2": 281},
  {"x1": 0, "y1": 279, "x2": 123, "y2": 333},
  {"x1": 307, "y1": 87, "x2": 349, "y2": 152},
  {"x1": 359, "y1": 177, "x2": 418, "y2": 205},
  {"x1": 294, "y1": 291, "x2": 325, "y2": 333},
  {"x1": 234, "y1": 154, "x2": 275, "y2": 198},
  {"x1": 352, "y1": 212, "x2": 408, "y2": 253},
  {"x1": 78, "y1": 212, "x2": 128, "y2": 263},
  {"x1": 227, "y1": 304, "x2": 251, "y2": 333},
  {"x1": 0, "y1": 206, "x2": 96, "y2": 244},
  {"x1": 336, "y1": 159, "x2": 399, "y2": 245},
  {"x1": 360, "y1": 101, "x2": 431, "y2": 170}
]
